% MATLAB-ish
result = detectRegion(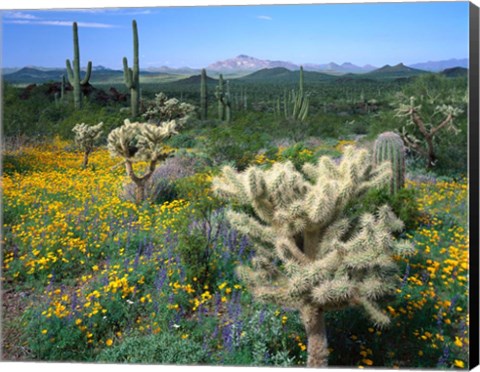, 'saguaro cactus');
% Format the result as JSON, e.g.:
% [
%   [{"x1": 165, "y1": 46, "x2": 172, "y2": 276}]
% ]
[
  {"x1": 200, "y1": 69, "x2": 208, "y2": 120},
  {"x1": 281, "y1": 65, "x2": 309, "y2": 141},
  {"x1": 225, "y1": 80, "x2": 232, "y2": 123},
  {"x1": 107, "y1": 119, "x2": 177, "y2": 204},
  {"x1": 213, "y1": 147, "x2": 413, "y2": 367},
  {"x1": 123, "y1": 20, "x2": 140, "y2": 117},
  {"x1": 214, "y1": 75, "x2": 233, "y2": 122},
  {"x1": 373, "y1": 132, "x2": 406, "y2": 194},
  {"x1": 60, "y1": 75, "x2": 66, "y2": 101},
  {"x1": 214, "y1": 74, "x2": 225, "y2": 121},
  {"x1": 72, "y1": 122, "x2": 104, "y2": 168},
  {"x1": 66, "y1": 22, "x2": 92, "y2": 109},
  {"x1": 283, "y1": 66, "x2": 309, "y2": 122}
]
